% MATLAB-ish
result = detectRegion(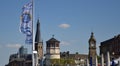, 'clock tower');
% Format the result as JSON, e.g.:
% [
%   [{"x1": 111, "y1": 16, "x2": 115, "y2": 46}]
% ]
[{"x1": 88, "y1": 32, "x2": 97, "y2": 66}]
